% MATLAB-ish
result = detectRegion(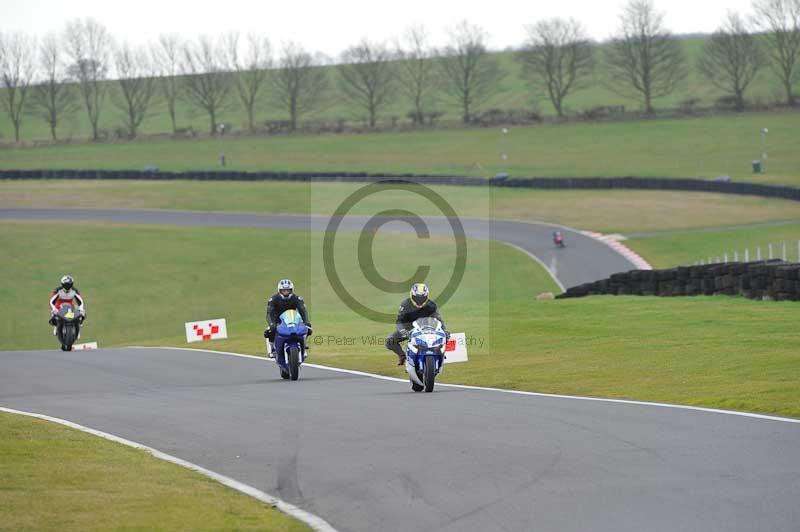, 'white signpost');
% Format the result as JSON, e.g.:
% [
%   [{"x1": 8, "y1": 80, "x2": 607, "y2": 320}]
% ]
[{"x1": 444, "y1": 332, "x2": 469, "y2": 364}]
